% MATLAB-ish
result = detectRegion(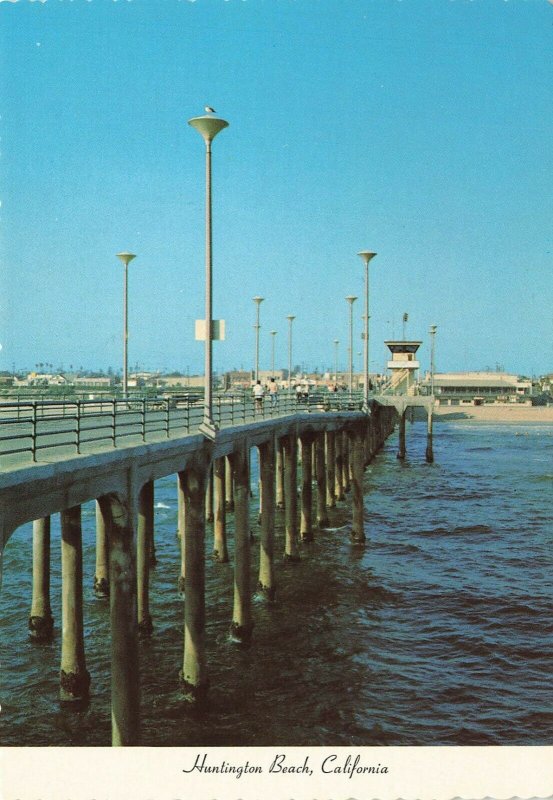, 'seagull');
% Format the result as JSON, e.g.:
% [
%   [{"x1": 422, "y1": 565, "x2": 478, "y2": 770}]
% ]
[{"x1": 205, "y1": 106, "x2": 216, "y2": 114}]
